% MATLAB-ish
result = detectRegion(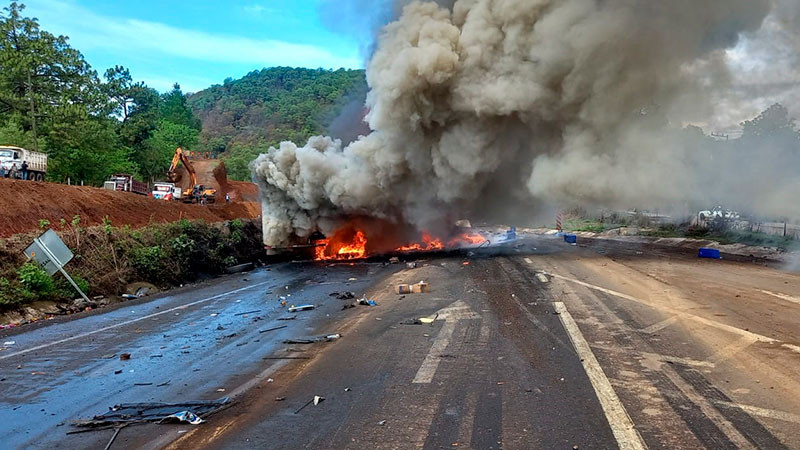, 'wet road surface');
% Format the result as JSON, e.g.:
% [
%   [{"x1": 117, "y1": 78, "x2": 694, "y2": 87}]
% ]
[
  {"x1": 0, "y1": 261, "x2": 398, "y2": 449},
  {"x1": 3, "y1": 233, "x2": 800, "y2": 449}
]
